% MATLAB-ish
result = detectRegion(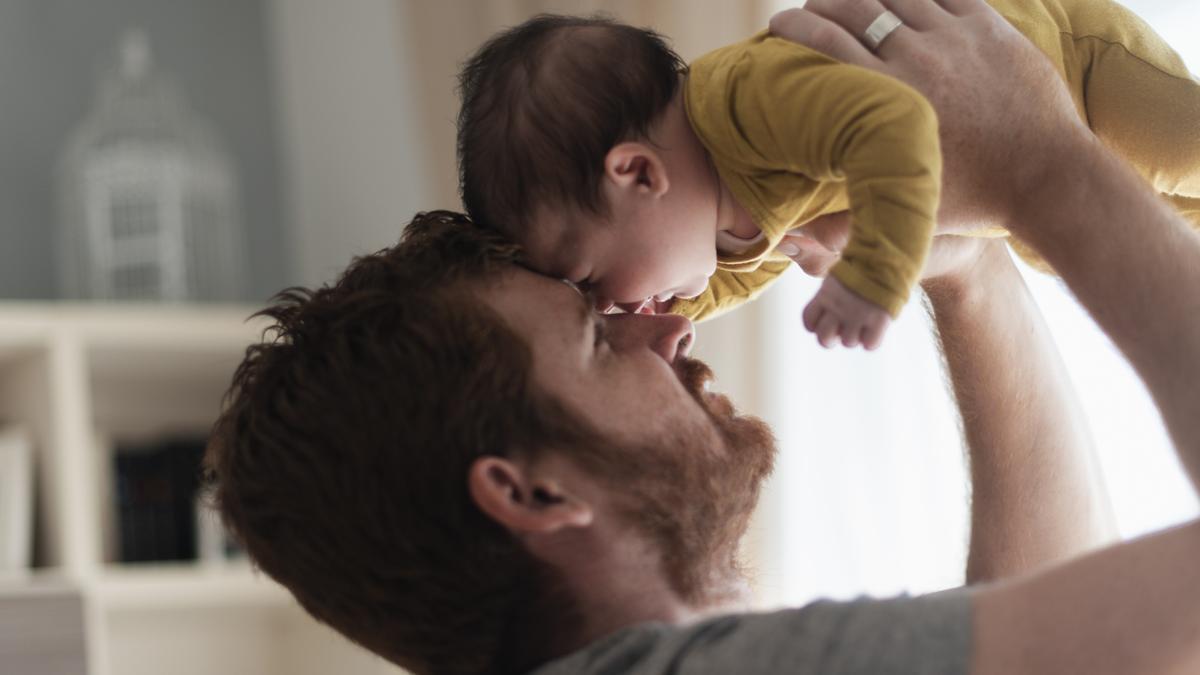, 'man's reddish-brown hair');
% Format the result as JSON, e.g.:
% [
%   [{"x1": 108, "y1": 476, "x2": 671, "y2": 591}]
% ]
[{"x1": 205, "y1": 211, "x2": 595, "y2": 675}]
